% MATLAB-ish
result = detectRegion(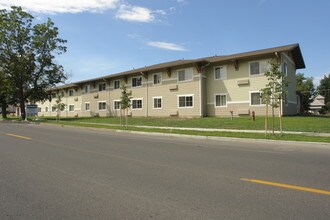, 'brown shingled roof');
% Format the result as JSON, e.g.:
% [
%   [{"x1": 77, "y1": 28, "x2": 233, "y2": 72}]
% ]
[{"x1": 51, "y1": 43, "x2": 305, "y2": 90}]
